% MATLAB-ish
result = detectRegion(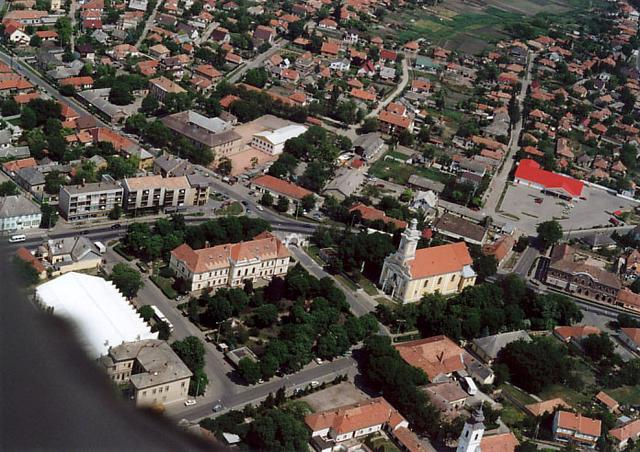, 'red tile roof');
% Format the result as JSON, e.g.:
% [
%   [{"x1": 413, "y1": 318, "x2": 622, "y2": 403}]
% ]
[
  {"x1": 394, "y1": 335, "x2": 465, "y2": 380},
  {"x1": 595, "y1": 391, "x2": 619, "y2": 411},
  {"x1": 610, "y1": 419, "x2": 640, "y2": 444},
  {"x1": 305, "y1": 397, "x2": 406, "y2": 435},
  {"x1": 378, "y1": 110, "x2": 411, "y2": 129},
  {"x1": 3, "y1": 157, "x2": 37, "y2": 173},
  {"x1": 171, "y1": 231, "x2": 290, "y2": 274},
  {"x1": 15, "y1": 247, "x2": 45, "y2": 275},
  {"x1": 408, "y1": 241, "x2": 473, "y2": 280},
  {"x1": 514, "y1": 159, "x2": 583, "y2": 198},
  {"x1": 480, "y1": 432, "x2": 519, "y2": 452},
  {"x1": 525, "y1": 398, "x2": 571, "y2": 417},
  {"x1": 349, "y1": 203, "x2": 407, "y2": 229},
  {"x1": 553, "y1": 325, "x2": 600, "y2": 342},
  {"x1": 253, "y1": 175, "x2": 312, "y2": 200},
  {"x1": 622, "y1": 327, "x2": 640, "y2": 346},
  {"x1": 556, "y1": 411, "x2": 601, "y2": 438}
]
